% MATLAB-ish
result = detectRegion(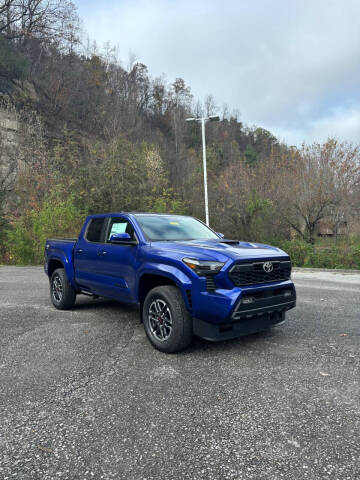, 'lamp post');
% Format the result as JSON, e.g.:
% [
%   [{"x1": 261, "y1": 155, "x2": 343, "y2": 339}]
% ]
[{"x1": 186, "y1": 115, "x2": 220, "y2": 226}]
